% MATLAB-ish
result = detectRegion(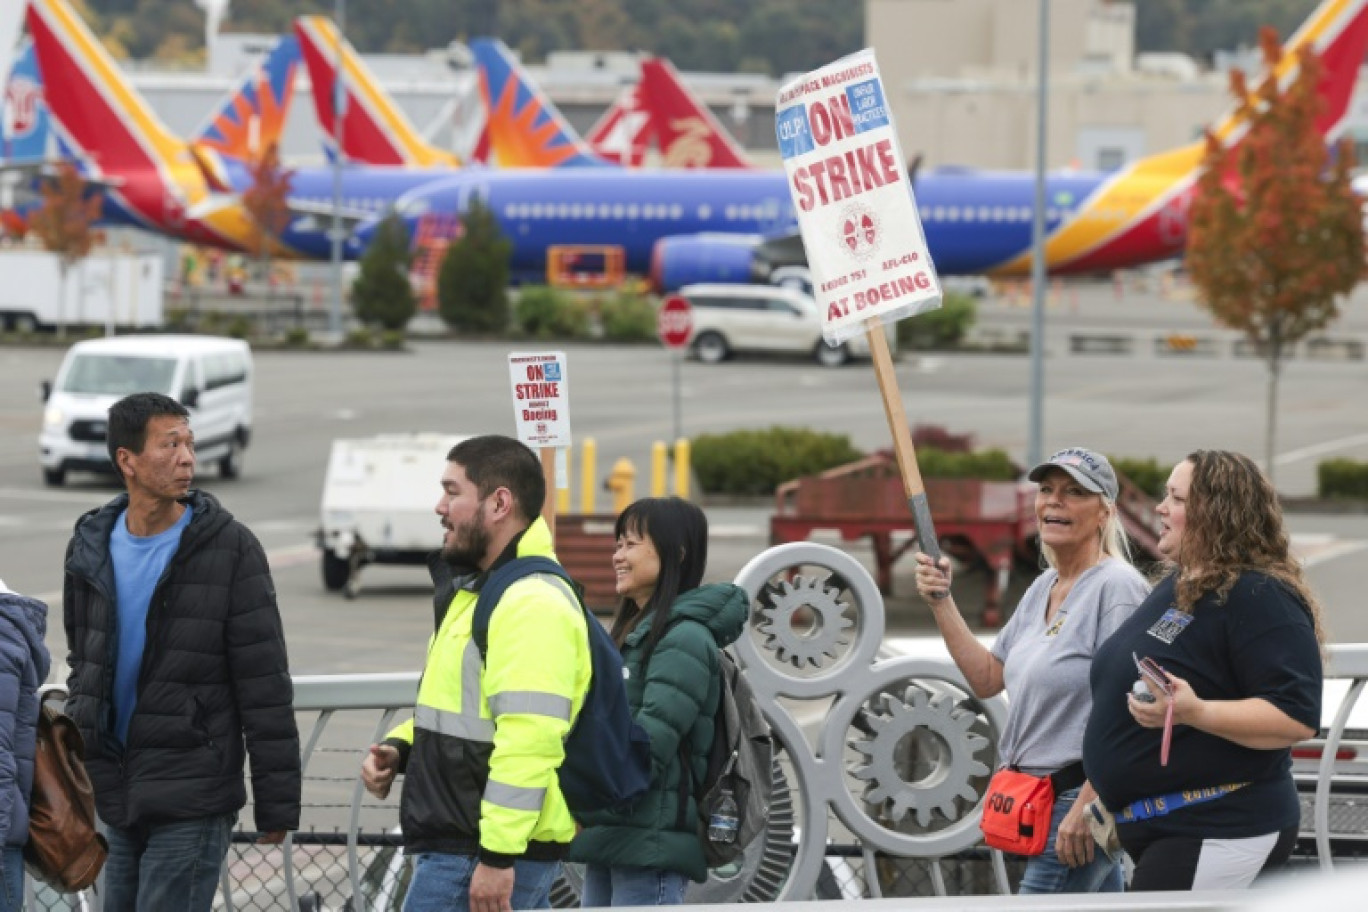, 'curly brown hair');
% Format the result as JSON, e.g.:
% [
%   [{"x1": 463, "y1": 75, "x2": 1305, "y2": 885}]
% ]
[{"x1": 1170, "y1": 450, "x2": 1326, "y2": 646}]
